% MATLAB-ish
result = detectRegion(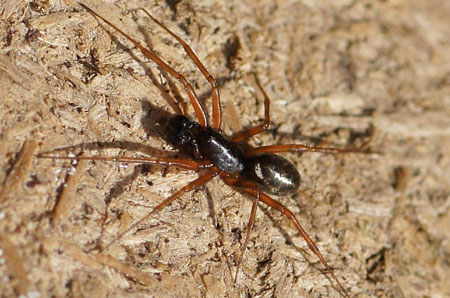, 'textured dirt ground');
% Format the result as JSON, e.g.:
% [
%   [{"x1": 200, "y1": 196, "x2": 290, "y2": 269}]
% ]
[{"x1": 1, "y1": 0, "x2": 449, "y2": 297}]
